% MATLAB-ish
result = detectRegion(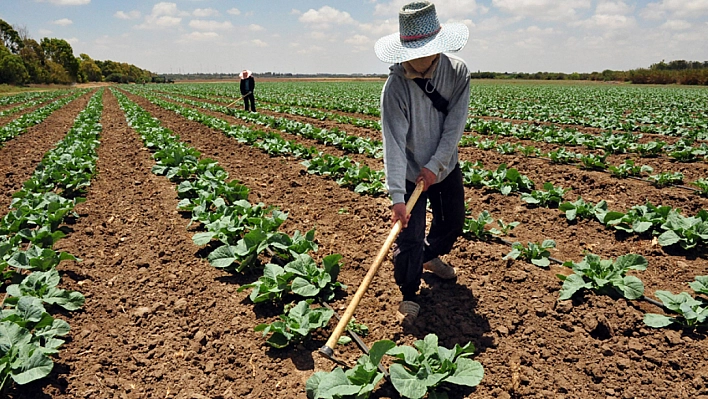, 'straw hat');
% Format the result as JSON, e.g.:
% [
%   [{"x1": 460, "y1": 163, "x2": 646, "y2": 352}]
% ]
[
  {"x1": 374, "y1": 1, "x2": 469, "y2": 64},
  {"x1": 239, "y1": 69, "x2": 252, "y2": 79}
]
